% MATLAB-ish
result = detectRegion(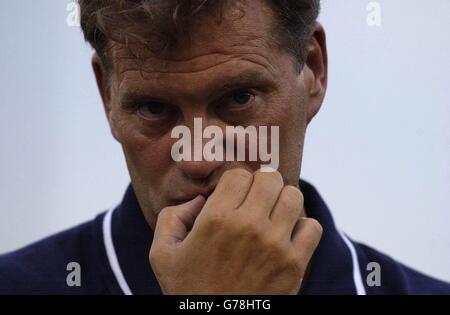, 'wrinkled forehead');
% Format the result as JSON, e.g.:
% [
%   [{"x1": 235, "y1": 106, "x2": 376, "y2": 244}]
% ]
[{"x1": 108, "y1": 0, "x2": 282, "y2": 80}]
